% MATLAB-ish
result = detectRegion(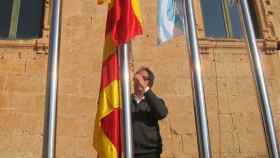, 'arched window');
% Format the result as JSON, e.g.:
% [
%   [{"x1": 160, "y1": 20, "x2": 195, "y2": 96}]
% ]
[
  {"x1": 0, "y1": 0, "x2": 45, "y2": 40},
  {"x1": 200, "y1": 0, "x2": 261, "y2": 39}
]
